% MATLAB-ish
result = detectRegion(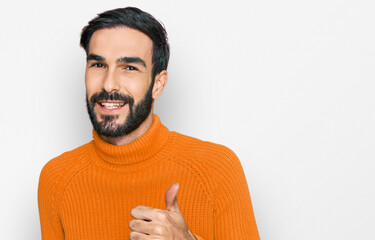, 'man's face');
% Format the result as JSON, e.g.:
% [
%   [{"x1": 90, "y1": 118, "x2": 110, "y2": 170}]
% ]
[{"x1": 85, "y1": 27, "x2": 154, "y2": 137}]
